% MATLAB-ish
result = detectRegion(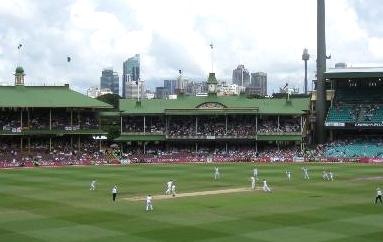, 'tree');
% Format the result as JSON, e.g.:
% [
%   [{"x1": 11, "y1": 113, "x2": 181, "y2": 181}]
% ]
[{"x1": 97, "y1": 93, "x2": 121, "y2": 109}]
